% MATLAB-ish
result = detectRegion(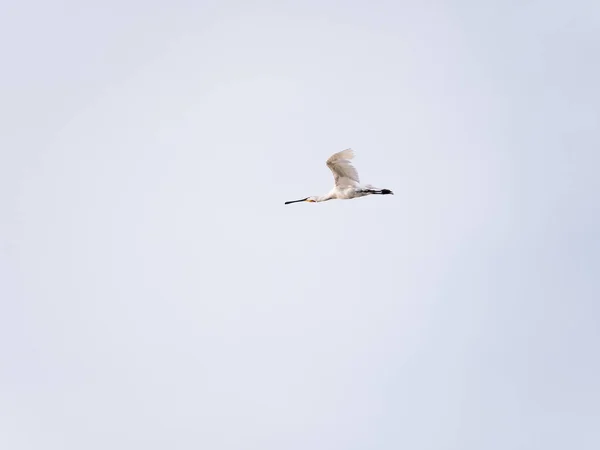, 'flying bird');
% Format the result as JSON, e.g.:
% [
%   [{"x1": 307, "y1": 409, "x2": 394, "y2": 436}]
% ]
[{"x1": 285, "y1": 149, "x2": 393, "y2": 205}]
